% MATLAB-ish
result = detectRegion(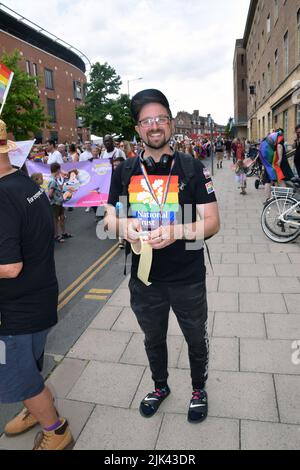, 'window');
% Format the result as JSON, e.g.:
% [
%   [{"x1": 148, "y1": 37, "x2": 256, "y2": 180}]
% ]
[
  {"x1": 73, "y1": 81, "x2": 82, "y2": 100},
  {"x1": 297, "y1": 104, "x2": 300, "y2": 125},
  {"x1": 274, "y1": 49, "x2": 279, "y2": 86},
  {"x1": 44, "y1": 69, "x2": 54, "y2": 90},
  {"x1": 262, "y1": 116, "x2": 265, "y2": 137},
  {"x1": 26, "y1": 60, "x2": 31, "y2": 75},
  {"x1": 47, "y1": 98, "x2": 56, "y2": 122},
  {"x1": 50, "y1": 131, "x2": 58, "y2": 143},
  {"x1": 241, "y1": 79, "x2": 246, "y2": 91},
  {"x1": 32, "y1": 63, "x2": 38, "y2": 86},
  {"x1": 262, "y1": 73, "x2": 265, "y2": 97},
  {"x1": 268, "y1": 112, "x2": 271, "y2": 133},
  {"x1": 76, "y1": 117, "x2": 84, "y2": 128},
  {"x1": 284, "y1": 31, "x2": 289, "y2": 76},
  {"x1": 283, "y1": 110, "x2": 288, "y2": 137},
  {"x1": 297, "y1": 9, "x2": 300, "y2": 62},
  {"x1": 267, "y1": 14, "x2": 271, "y2": 34},
  {"x1": 241, "y1": 54, "x2": 244, "y2": 66}
]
